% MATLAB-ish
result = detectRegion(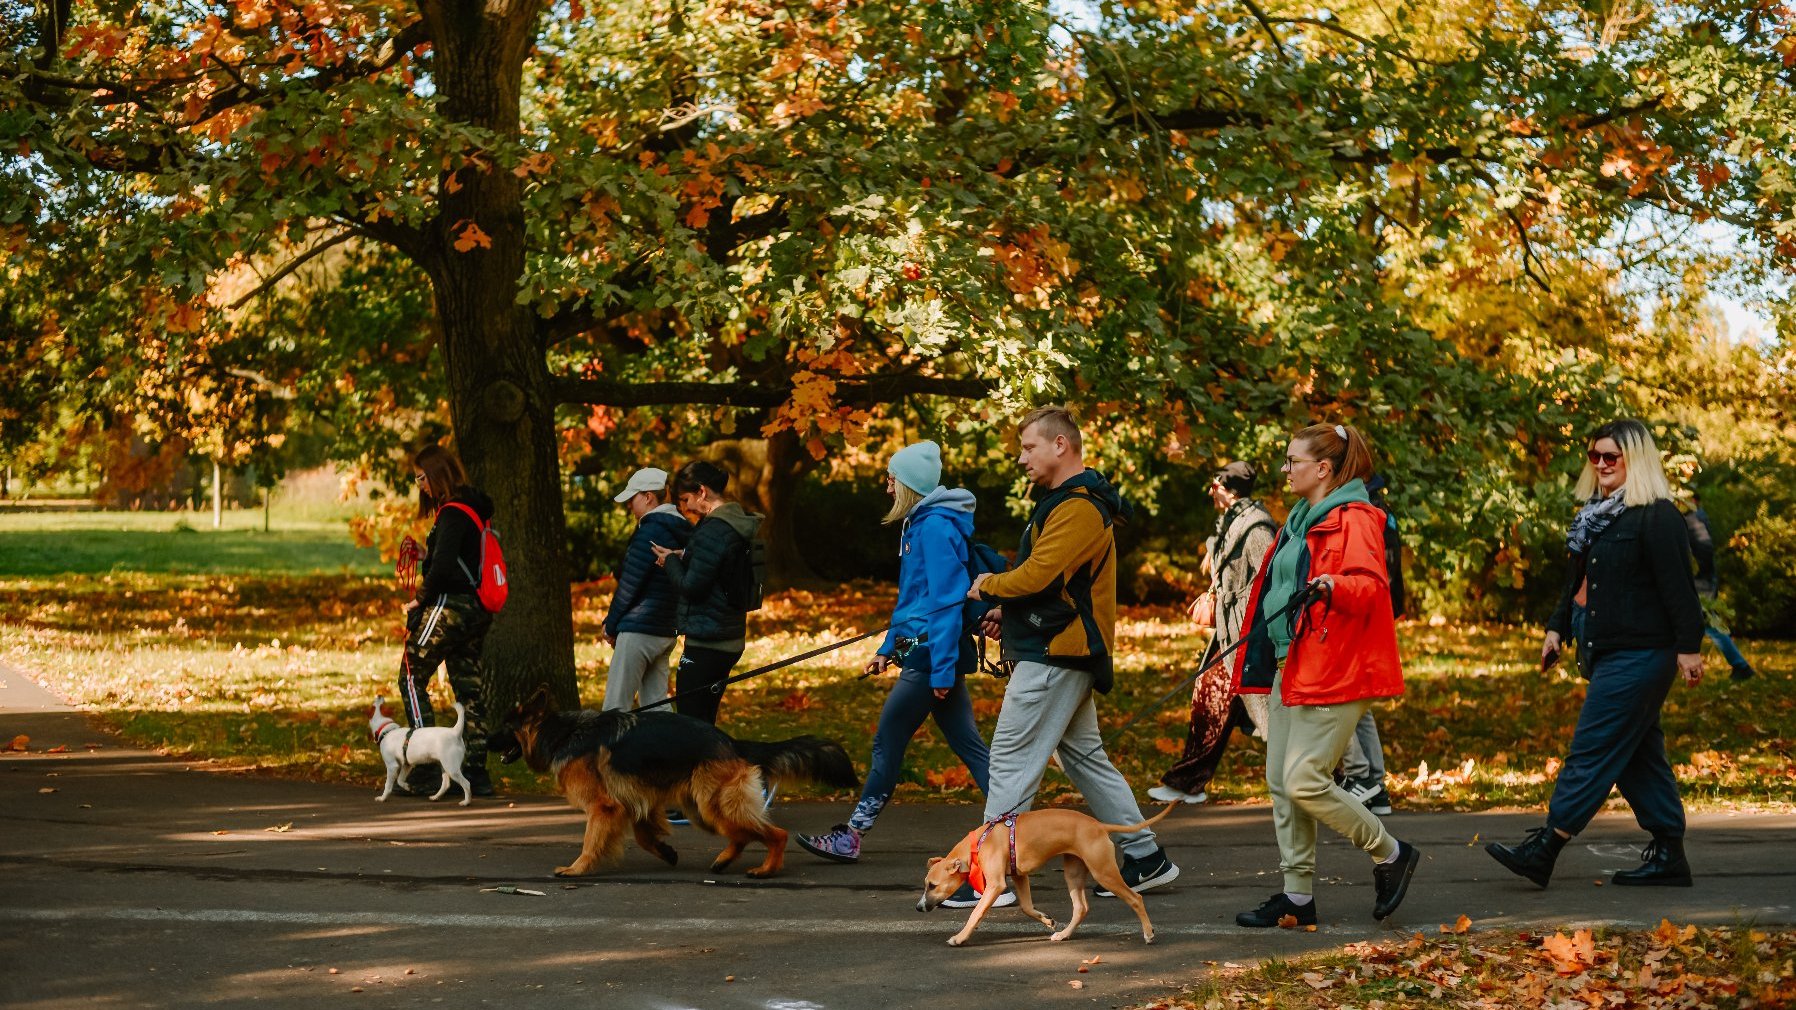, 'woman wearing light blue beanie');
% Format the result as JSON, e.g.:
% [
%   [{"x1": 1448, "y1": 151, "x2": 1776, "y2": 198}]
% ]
[{"x1": 796, "y1": 441, "x2": 1001, "y2": 906}]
